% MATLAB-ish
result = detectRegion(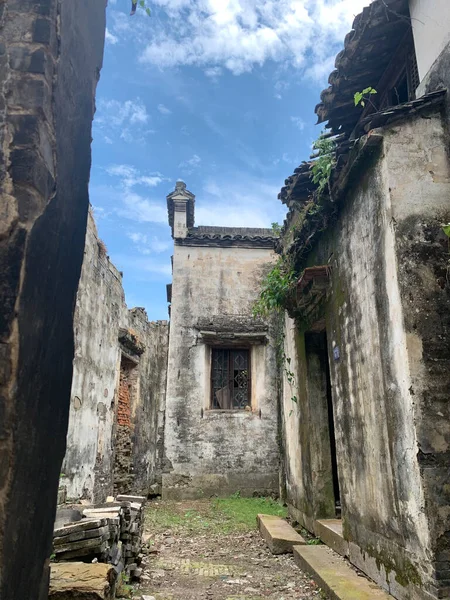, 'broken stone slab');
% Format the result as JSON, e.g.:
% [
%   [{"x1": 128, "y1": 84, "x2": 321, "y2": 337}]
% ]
[
  {"x1": 83, "y1": 511, "x2": 121, "y2": 520},
  {"x1": 54, "y1": 534, "x2": 110, "y2": 555},
  {"x1": 54, "y1": 525, "x2": 110, "y2": 545},
  {"x1": 54, "y1": 542, "x2": 109, "y2": 562},
  {"x1": 257, "y1": 514, "x2": 306, "y2": 554},
  {"x1": 115, "y1": 494, "x2": 146, "y2": 504},
  {"x1": 54, "y1": 518, "x2": 107, "y2": 537},
  {"x1": 49, "y1": 562, "x2": 117, "y2": 599},
  {"x1": 83, "y1": 506, "x2": 123, "y2": 515}
]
